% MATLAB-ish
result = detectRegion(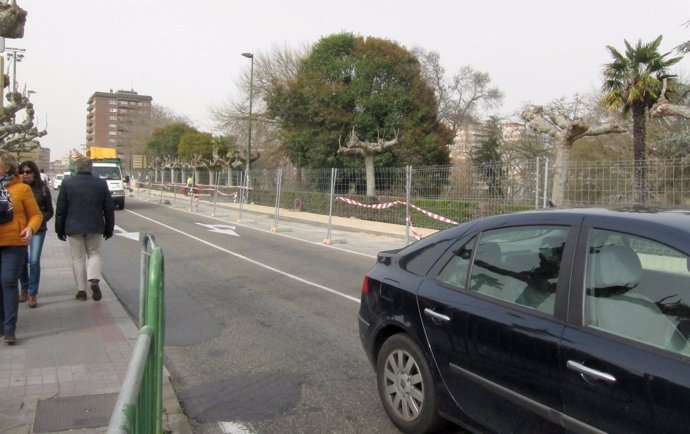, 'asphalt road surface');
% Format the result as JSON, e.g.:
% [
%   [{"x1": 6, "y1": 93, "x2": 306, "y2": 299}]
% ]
[{"x1": 98, "y1": 196, "x2": 466, "y2": 433}]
